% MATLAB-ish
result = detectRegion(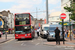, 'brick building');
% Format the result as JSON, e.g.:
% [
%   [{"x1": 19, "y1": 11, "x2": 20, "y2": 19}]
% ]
[{"x1": 0, "y1": 10, "x2": 11, "y2": 17}]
